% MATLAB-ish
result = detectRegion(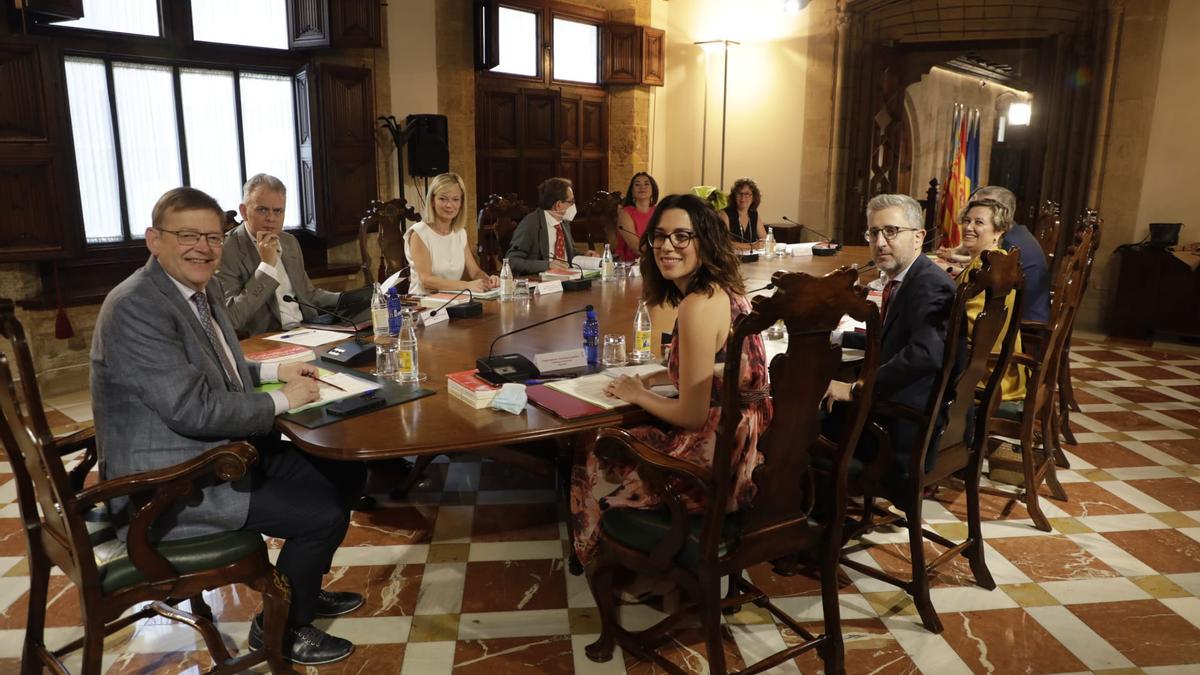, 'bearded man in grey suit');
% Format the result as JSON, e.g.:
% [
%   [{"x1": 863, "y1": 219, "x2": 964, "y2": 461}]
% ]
[
  {"x1": 216, "y1": 173, "x2": 342, "y2": 335},
  {"x1": 91, "y1": 187, "x2": 362, "y2": 666}
]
